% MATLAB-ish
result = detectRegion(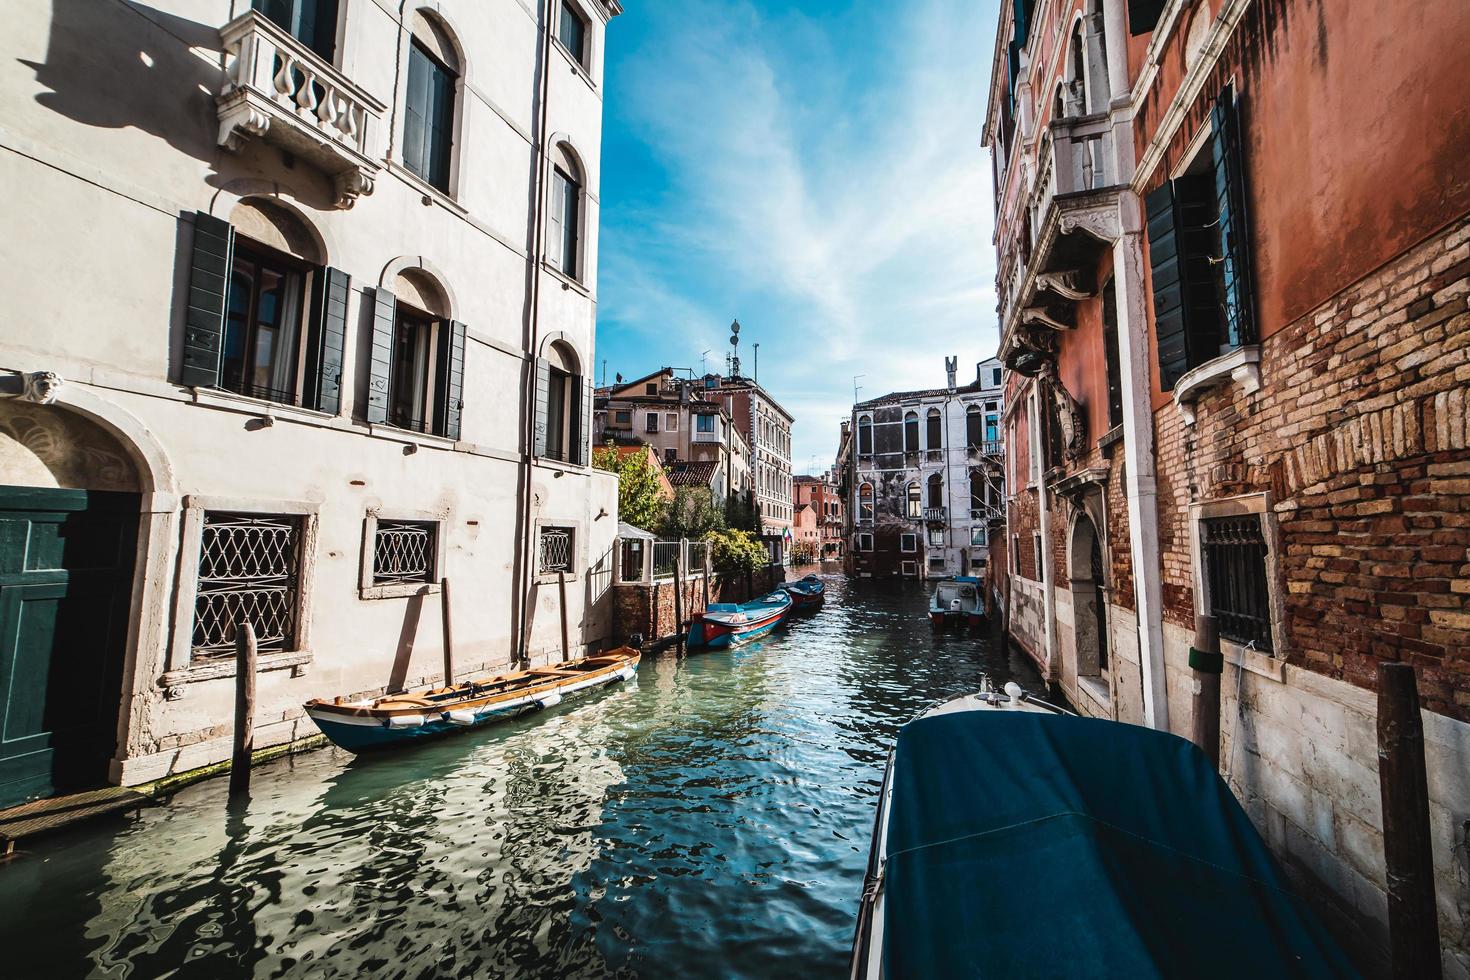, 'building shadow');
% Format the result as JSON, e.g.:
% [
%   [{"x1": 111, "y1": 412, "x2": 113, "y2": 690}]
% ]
[{"x1": 20, "y1": 0, "x2": 226, "y2": 166}]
